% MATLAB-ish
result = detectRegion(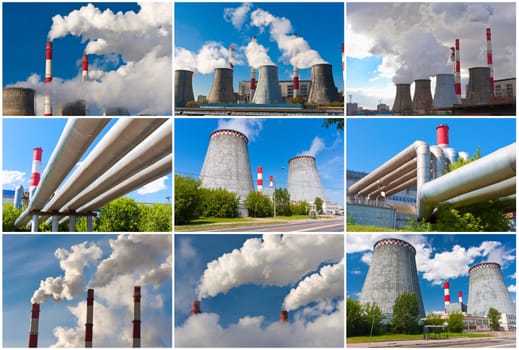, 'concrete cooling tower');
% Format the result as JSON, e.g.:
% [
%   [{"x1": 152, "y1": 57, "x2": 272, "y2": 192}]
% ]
[
  {"x1": 175, "y1": 69, "x2": 195, "y2": 107},
  {"x1": 359, "y1": 238, "x2": 426, "y2": 318},
  {"x1": 59, "y1": 100, "x2": 87, "y2": 116},
  {"x1": 208, "y1": 68, "x2": 236, "y2": 104},
  {"x1": 433, "y1": 74, "x2": 458, "y2": 109},
  {"x1": 251, "y1": 65, "x2": 283, "y2": 104},
  {"x1": 392, "y1": 83, "x2": 413, "y2": 114},
  {"x1": 465, "y1": 67, "x2": 492, "y2": 105},
  {"x1": 103, "y1": 107, "x2": 130, "y2": 116},
  {"x1": 307, "y1": 63, "x2": 340, "y2": 104},
  {"x1": 199, "y1": 129, "x2": 254, "y2": 213},
  {"x1": 3, "y1": 87, "x2": 35, "y2": 116},
  {"x1": 412, "y1": 79, "x2": 433, "y2": 113},
  {"x1": 287, "y1": 155, "x2": 326, "y2": 203},
  {"x1": 467, "y1": 262, "x2": 516, "y2": 317}
]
